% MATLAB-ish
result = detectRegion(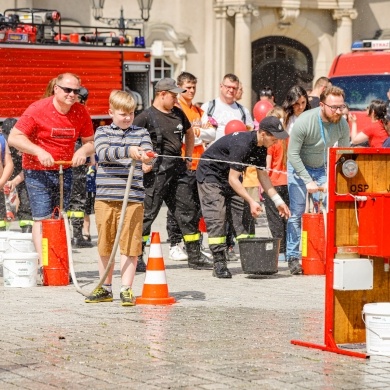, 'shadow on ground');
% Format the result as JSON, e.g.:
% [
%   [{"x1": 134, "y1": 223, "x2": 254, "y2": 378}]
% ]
[{"x1": 171, "y1": 290, "x2": 206, "y2": 301}]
